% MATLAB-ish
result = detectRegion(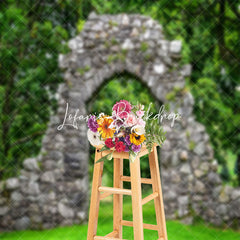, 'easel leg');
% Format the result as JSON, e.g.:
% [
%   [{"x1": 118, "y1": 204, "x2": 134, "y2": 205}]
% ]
[
  {"x1": 87, "y1": 150, "x2": 104, "y2": 240},
  {"x1": 149, "y1": 146, "x2": 168, "y2": 240},
  {"x1": 130, "y1": 156, "x2": 144, "y2": 240},
  {"x1": 113, "y1": 158, "x2": 123, "y2": 238}
]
